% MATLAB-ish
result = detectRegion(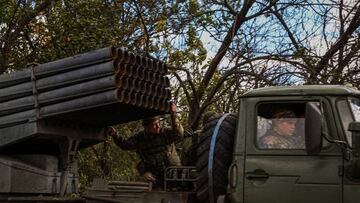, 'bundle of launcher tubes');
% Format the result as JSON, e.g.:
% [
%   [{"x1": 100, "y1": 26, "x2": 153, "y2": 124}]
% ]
[{"x1": 0, "y1": 47, "x2": 171, "y2": 129}]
